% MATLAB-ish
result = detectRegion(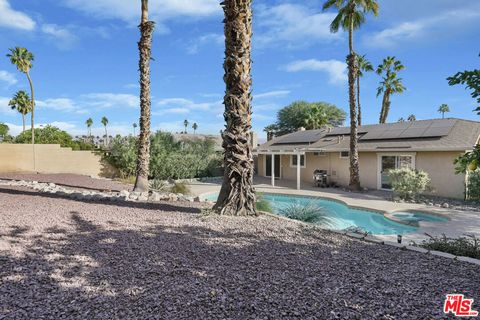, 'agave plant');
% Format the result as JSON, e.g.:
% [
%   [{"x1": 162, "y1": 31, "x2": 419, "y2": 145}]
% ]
[
  {"x1": 279, "y1": 201, "x2": 333, "y2": 226},
  {"x1": 149, "y1": 179, "x2": 169, "y2": 192}
]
